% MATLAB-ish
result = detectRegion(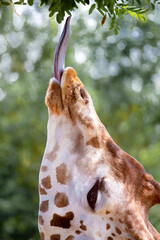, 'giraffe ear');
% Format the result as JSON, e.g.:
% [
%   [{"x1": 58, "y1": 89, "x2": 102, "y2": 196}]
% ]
[
  {"x1": 45, "y1": 78, "x2": 63, "y2": 115},
  {"x1": 142, "y1": 174, "x2": 160, "y2": 210},
  {"x1": 151, "y1": 178, "x2": 160, "y2": 206}
]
